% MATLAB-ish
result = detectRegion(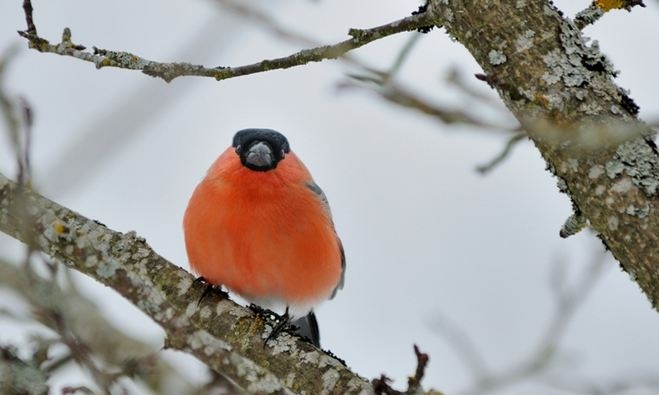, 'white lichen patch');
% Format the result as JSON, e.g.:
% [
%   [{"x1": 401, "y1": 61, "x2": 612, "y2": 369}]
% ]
[
  {"x1": 516, "y1": 30, "x2": 535, "y2": 52},
  {"x1": 132, "y1": 247, "x2": 150, "y2": 260},
  {"x1": 188, "y1": 329, "x2": 232, "y2": 355},
  {"x1": 321, "y1": 370, "x2": 341, "y2": 393},
  {"x1": 588, "y1": 165, "x2": 604, "y2": 179},
  {"x1": 578, "y1": 101, "x2": 602, "y2": 115},
  {"x1": 96, "y1": 258, "x2": 119, "y2": 278},
  {"x1": 516, "y1": 0, "x2": 526, "y2": 8},
  {"x1": 556, "y1": 178, "x2": 568, "y2": 193},
  {"x1": 185, "y1": 301, "x2": 197, "y2": 318},
  {"x1": 607, "y1": 216, "x2": 619, "y2": 231},
  {"x1": 177, "y1": 275, "x2": 192, "y2": 297},
  {"x1": 488, "y1": 50, "x2": 507, "y2": 65},
  {"x1": 444, "y1": 8, "x2": 454, "y2": 23},
  {"x1": 154, "y1": 307, "x2": 174, "y2": 322},
  {"x1": 606, "y1": 160, "x2": 625, "y2": 179},
  {"x1": 40, "y1": 211, "x2": 62, "y2": 243},
  {"x1": 268, "y1": 336, "x2": 292, "y2": 355},
  {"x1": 227, "y1": 305, "x2": 250, "y2": 319},
  {"x1": 228, "y1": 354, "x2": 284, "y2": 394},
  {"x1": 285, "y1": 373, "x2": 297, "y2": 388},
  {"x1": 575, "y1": 6, "x2": 604, "y2": 27},
  {"x1": 595, "y1": 185, "x2": 606, "y2": 195},
  {"x1": 199, "y1": 306, "x2": 212, "y2": 320},
  {"x1": 301, "y1": 351, "x2": 320, "y2": 365},
  {"x1": 574, "y1": 89, "x2": 588, "y2": 101},
  {"x1": 625, "y1": 204, "x2": 651, "y2": 218},
  {"x1": 611, "y1": 178, "x2": 633, "y2": 194},
  {"x1": 609, "y1": 139, "x2": 659, "y2": 195}
]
